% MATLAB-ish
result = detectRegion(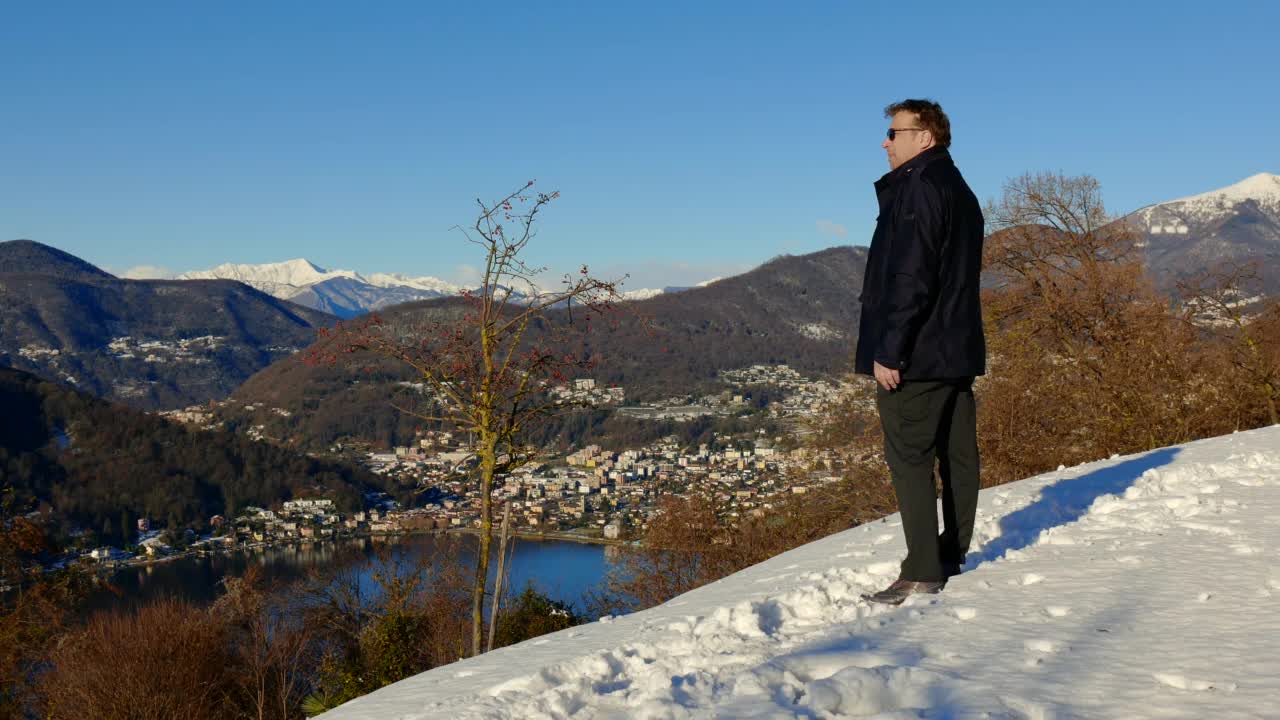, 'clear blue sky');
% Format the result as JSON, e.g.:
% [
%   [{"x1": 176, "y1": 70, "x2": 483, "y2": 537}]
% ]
[{"x1": 3, "y1": 1, "x2": 1277, "y2": 289}]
